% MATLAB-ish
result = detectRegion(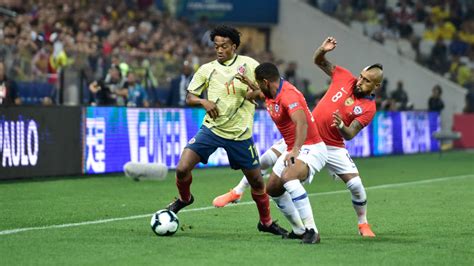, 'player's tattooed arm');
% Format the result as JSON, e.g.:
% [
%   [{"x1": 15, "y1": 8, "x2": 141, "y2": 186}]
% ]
[
  {"x1": 313, "y1": 37, "x2": 337, "y2": 77},
  {"x1": 339, "y1": 119, "x2": 363, "y2": 140},
  {"x1": 332, "y1": 112, "x2": 363, "y2": 140},
  {"x1": 313, "y1": 50, "x2": 335, "y2": 77}
]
